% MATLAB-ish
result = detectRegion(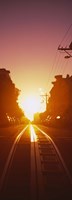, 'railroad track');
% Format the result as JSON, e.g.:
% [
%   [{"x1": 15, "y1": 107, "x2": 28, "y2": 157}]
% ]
[
  {"x1": 31, "y1": 125, "x2": 72, "y2": 200},
  {"x1": 0, "y1": 124, "x2": 72, "y2": 200},
  {"x1": 0, "y1": 125, "x2": 31, "y2": 200}
]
